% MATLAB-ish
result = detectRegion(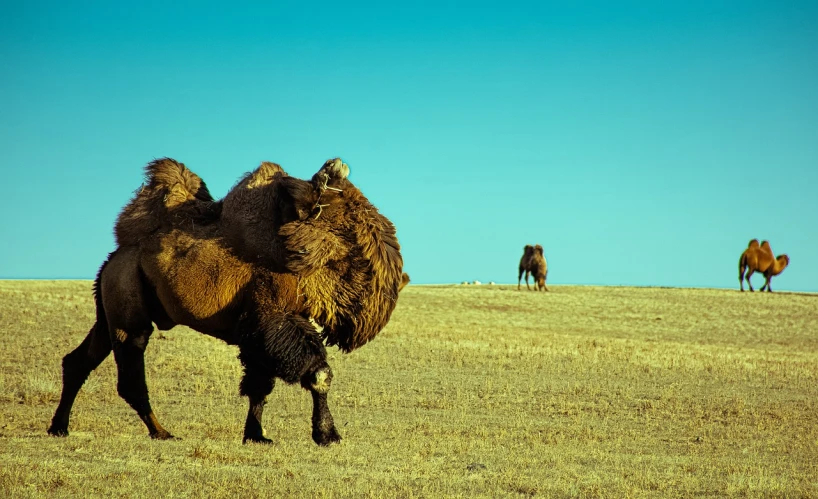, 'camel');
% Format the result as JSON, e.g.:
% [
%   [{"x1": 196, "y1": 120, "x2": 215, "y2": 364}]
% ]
[
  {"x1": 738, "y1": 239, "x2": 790, "y2": 292},
  {"x1": 48, "y1": 157, "x2": 403, "y2": 446},
  {"x1": 518, "y1": 244, "x2": 548, "y2": 291}
]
